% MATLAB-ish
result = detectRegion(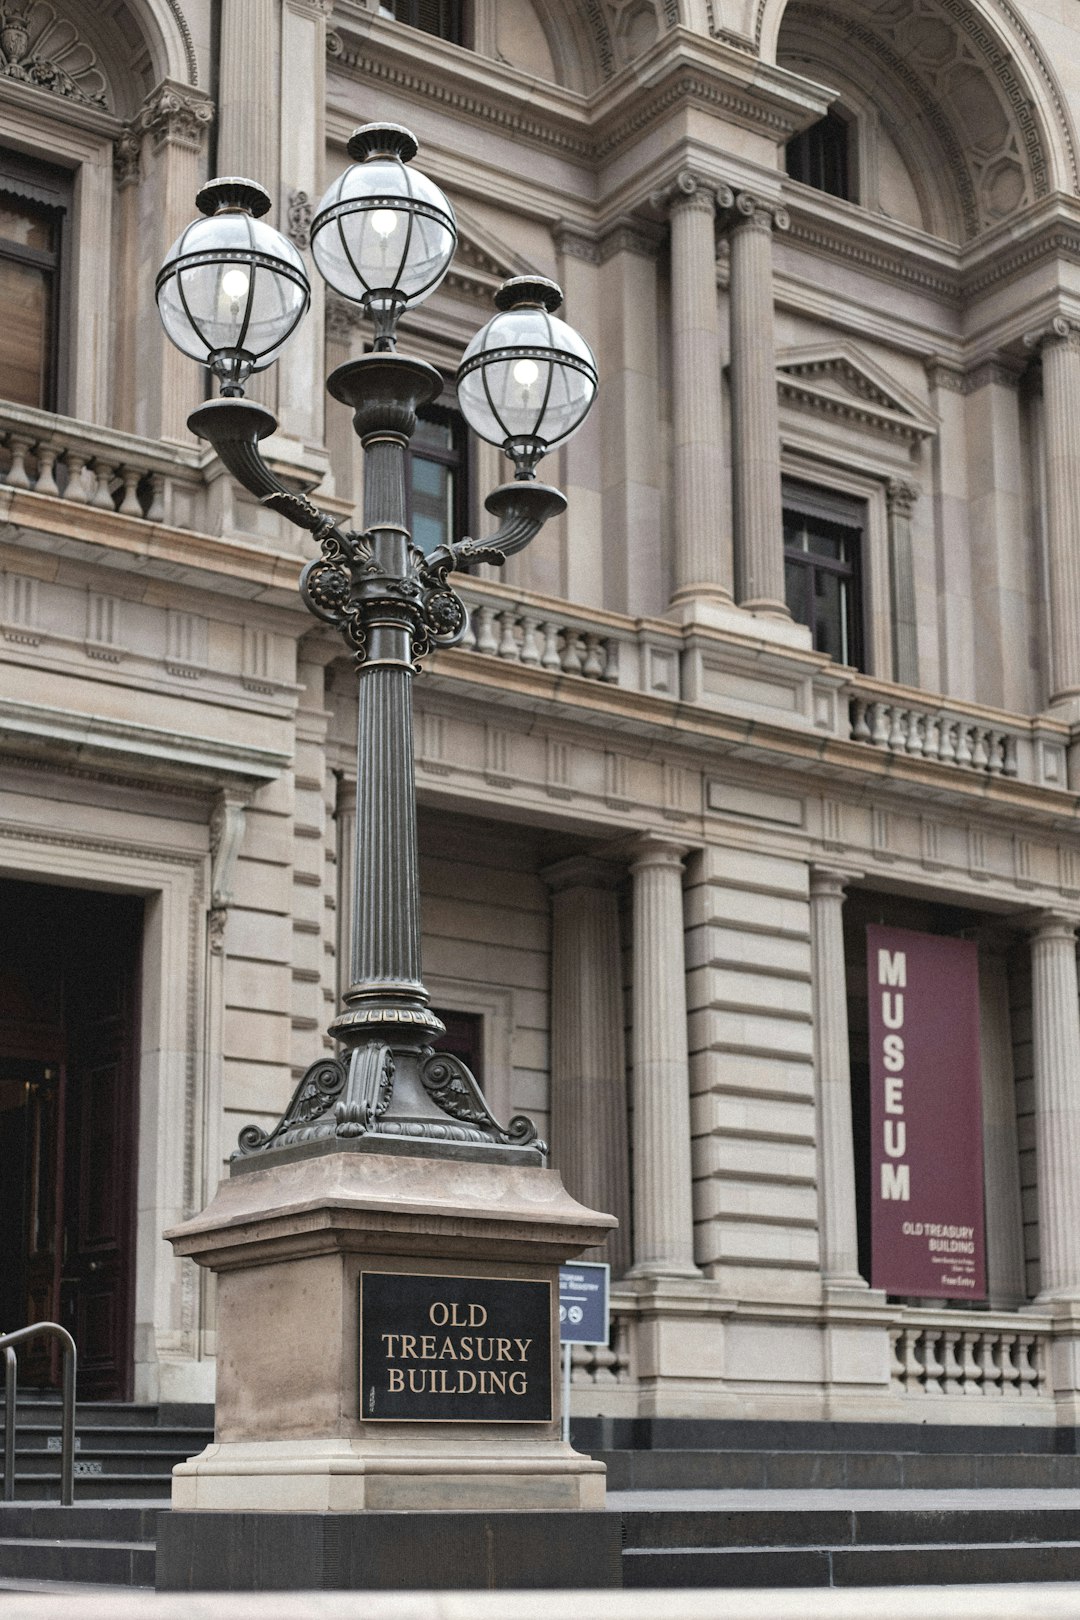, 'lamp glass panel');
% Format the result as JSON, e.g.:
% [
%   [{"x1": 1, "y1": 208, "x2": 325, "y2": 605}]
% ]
[
  {"x1": 157, "y1": 212, "x2": 308, "y2": 363},
  {"x1": 312, "y1": 157, "x2": 455, "y2": 304},
  {"x1": 457, "y1": 306, "x2": 596, "y2": 449}
]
